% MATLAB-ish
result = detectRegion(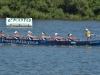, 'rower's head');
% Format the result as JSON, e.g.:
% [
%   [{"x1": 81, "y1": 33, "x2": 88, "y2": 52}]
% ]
[
  {"x1": 68, "y1": 34, "x2": 72, "y2": 36},
  {"x1": 68, "y1": 34, "x2": 70, "y2": 36},
  {"x1": 70, "y1": 34, "x2": 72, "y2": 36},
  {"x1": 14, "y1": 31, "x2": 18, "y2": 34},
  {"x1": 28, "y1": 31, "x2": 32, "y2": 34},
  {"x1": 55, "y1": 33, "x2": 58, "y2": 36},
  {"x1": 1, "y1": 31, "x2": 4, "y2": 34},
  {"x1": 86, "y1": 29, "x2": 88, "y2": 31},
  {"x1": 42, "y1": 32, "x2": 45, "y2": 35}
]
